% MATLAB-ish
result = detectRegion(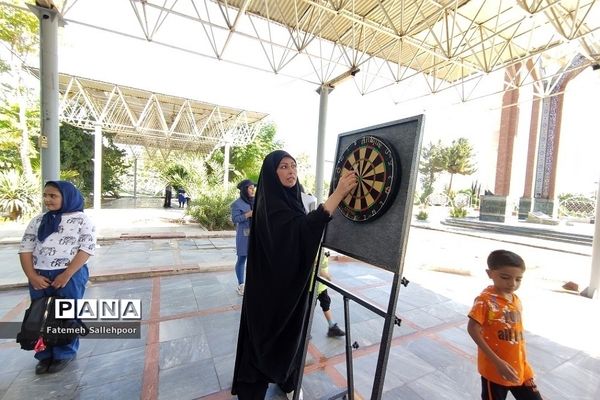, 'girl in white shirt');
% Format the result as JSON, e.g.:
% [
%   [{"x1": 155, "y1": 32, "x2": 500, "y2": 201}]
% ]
[{"x1": 19, "y1": 180, "x2": 96, "y2": 374}]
